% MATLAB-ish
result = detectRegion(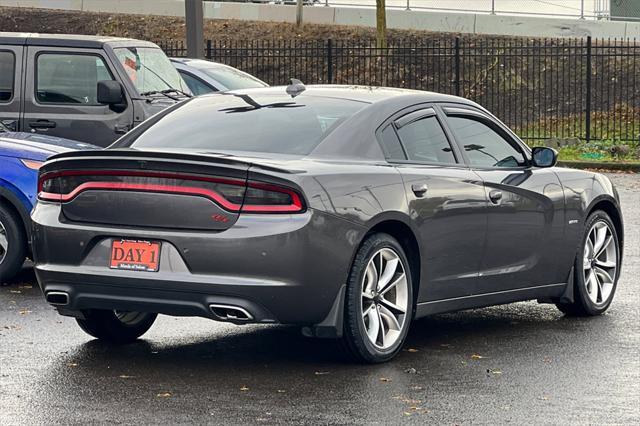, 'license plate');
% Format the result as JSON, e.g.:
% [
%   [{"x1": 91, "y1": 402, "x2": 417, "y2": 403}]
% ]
[{"x1": 110, "y1": 240, "x2": 161, "y2": 272}]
